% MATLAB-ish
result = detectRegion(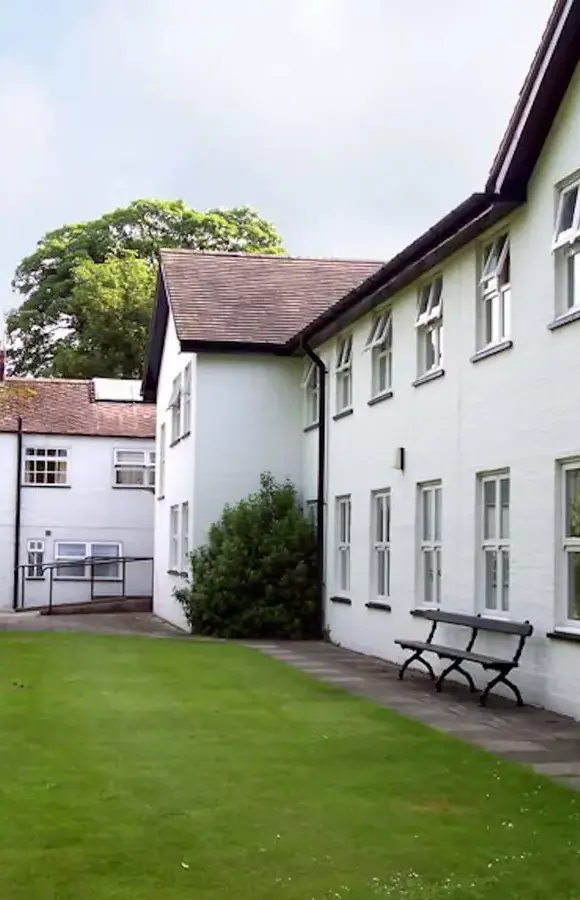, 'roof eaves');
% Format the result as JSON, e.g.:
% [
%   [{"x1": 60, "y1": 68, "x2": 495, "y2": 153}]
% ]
[{"x1": 179, "y1": 339, "x2": 292, "y2": 356}]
